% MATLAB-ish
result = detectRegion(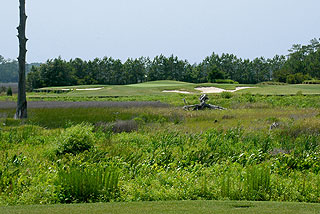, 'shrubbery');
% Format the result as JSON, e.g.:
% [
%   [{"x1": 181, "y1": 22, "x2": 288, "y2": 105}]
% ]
[
  {"x1": 56, "y1": 123, "x2": 95, "y2": 155},
  {"x1": 213, "y1": 79, "x2": 239, "y2": 84},
  {"x1": 6, "y1": 87, "x2": 12, "y2": 96},
  {"x1": 303, "y1": 79, "x2": 320, "y2": 84}
]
